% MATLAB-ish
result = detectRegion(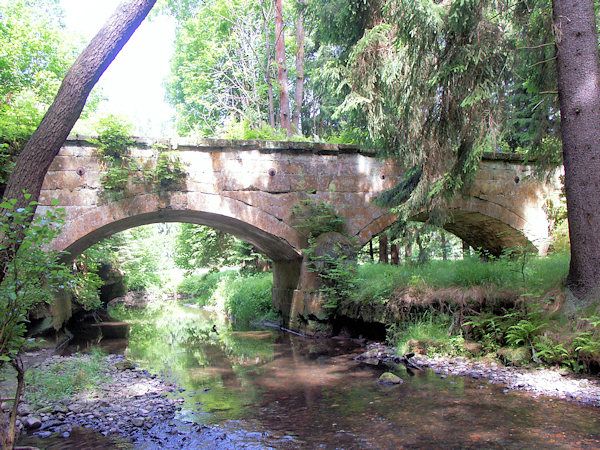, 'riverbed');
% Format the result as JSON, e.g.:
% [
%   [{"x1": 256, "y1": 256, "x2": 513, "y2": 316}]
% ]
[{"x1": 18, "y1": 303, "x2": 600, "y2": 448}]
